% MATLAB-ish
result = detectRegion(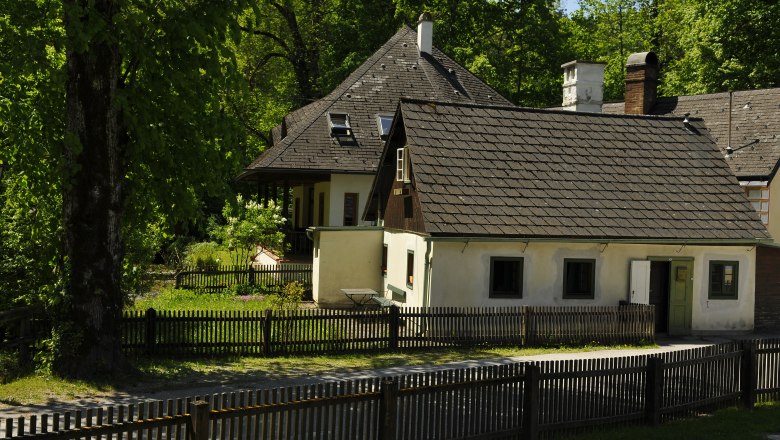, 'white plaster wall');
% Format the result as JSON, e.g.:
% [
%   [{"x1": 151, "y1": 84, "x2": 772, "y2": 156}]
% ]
[
  {"x1": 312, "y1": 228, "x2": 384, "y2": 307},
  {"x1": 424, "y1": 240, "x2": 755, "y2": 333},
  {"x1": 328, "y1": 174, "x2": 376, "y2": 227},
  {"x1": 382, "y1": 230, "x2": 428, "y2": 307}
]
